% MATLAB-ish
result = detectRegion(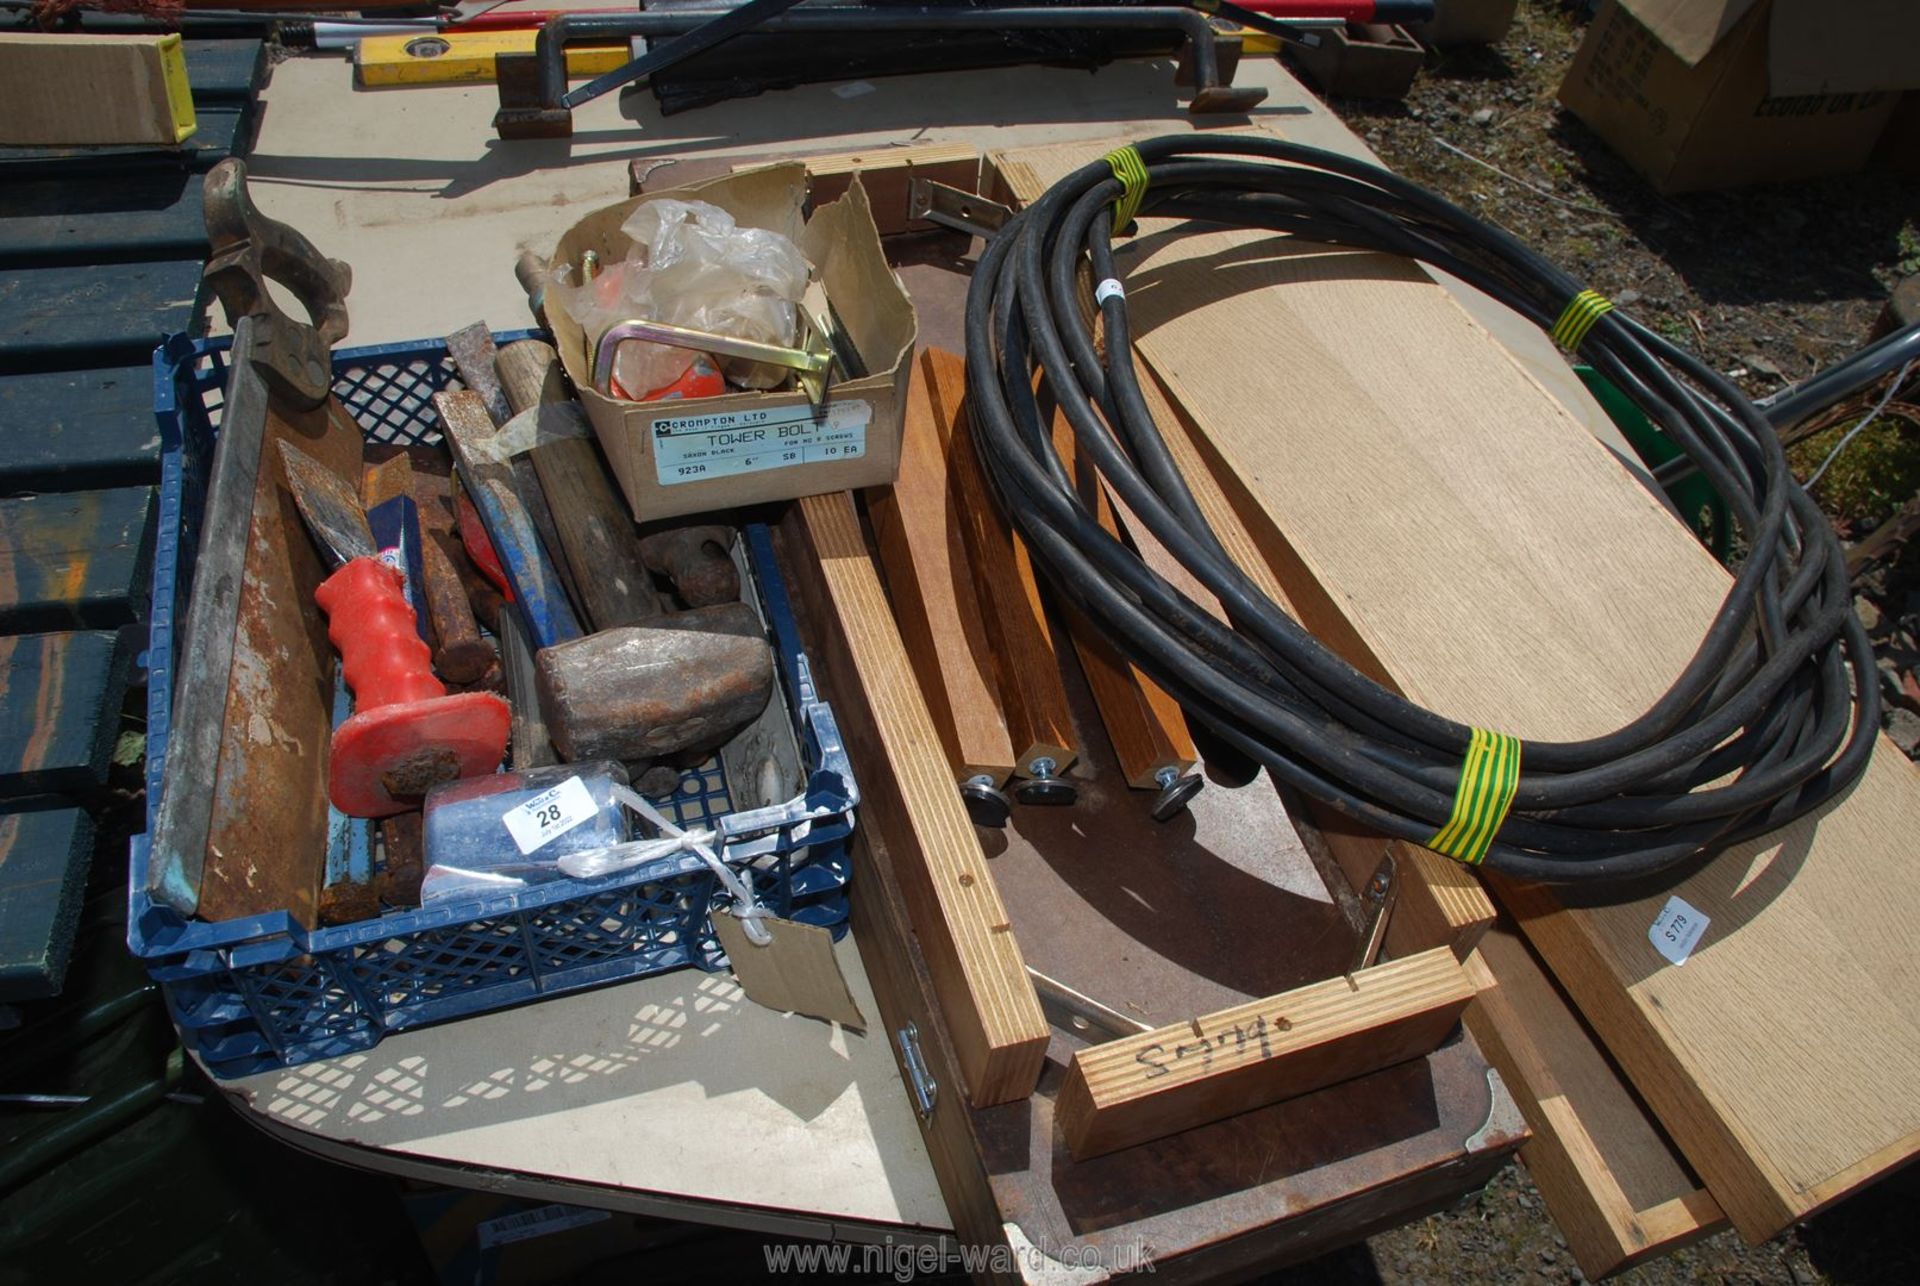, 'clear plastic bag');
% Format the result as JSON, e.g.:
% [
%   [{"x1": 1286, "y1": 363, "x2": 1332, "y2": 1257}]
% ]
[
  {"x1": 420, "y1": 761, "x2": 634, "y2": 901},
  {"x1": 548, "y1": 199, "x2": 812, "y2": 399}
]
